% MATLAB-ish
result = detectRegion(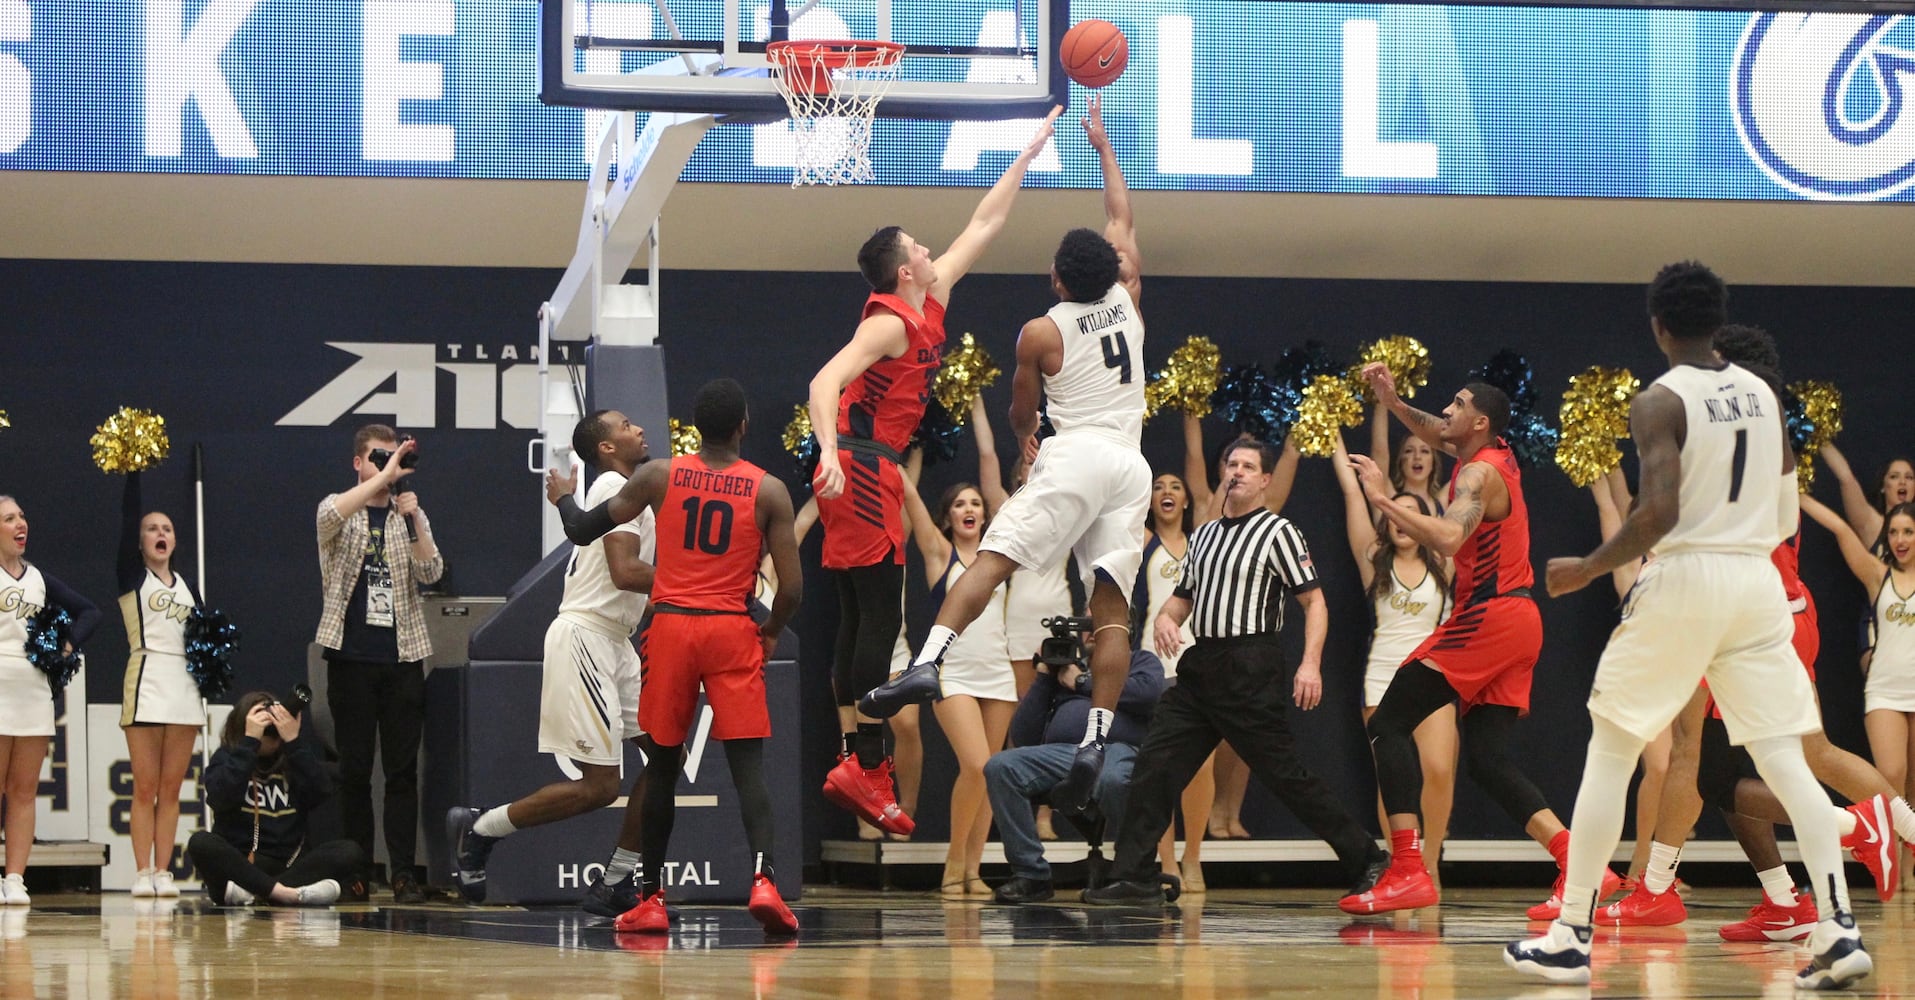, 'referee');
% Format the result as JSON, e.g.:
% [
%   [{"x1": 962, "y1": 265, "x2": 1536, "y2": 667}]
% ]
[{"x1": 1085, "y1": 438, "x2": 1387, "y2": 903}]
